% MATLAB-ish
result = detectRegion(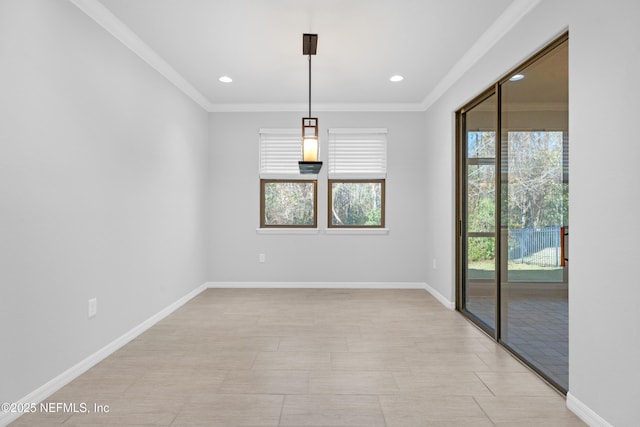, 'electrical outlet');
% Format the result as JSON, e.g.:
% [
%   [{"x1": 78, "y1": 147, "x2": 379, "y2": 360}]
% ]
[
  {"x1": 88, "y1": 298, "x2": 97, "y2": 318},
  {"x1": 259, "y1": 253, "x2": 266, "y2": 263}
]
